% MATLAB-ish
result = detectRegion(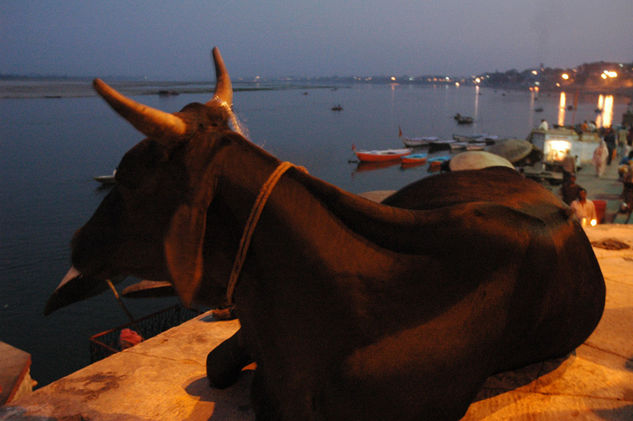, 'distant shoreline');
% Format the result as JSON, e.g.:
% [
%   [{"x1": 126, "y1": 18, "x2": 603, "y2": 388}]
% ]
[
  {"x1": 0, "y1": 79, "x2": 345, "y2": 99},
  {"x1": 1, "y1": 78, "x2": 631, "y2": 100}
]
